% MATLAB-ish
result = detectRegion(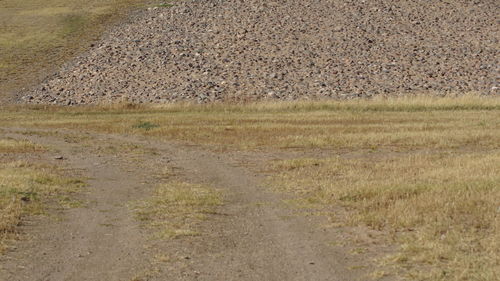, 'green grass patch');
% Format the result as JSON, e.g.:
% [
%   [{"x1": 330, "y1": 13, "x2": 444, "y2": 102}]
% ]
[
  {"x1": 133, "y1": 121, "x2": 160, "y2": 131},
  {"x1": 156, "y1": 2, "x2": 174, "y2": 8}
]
